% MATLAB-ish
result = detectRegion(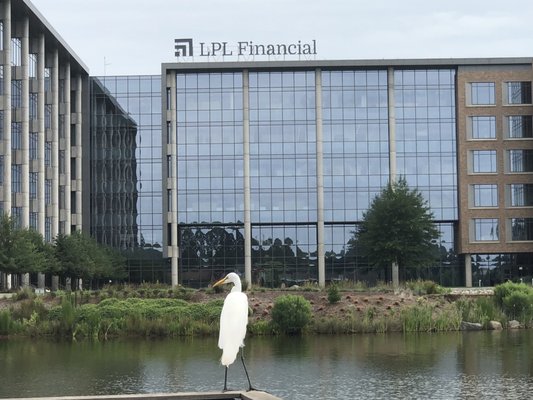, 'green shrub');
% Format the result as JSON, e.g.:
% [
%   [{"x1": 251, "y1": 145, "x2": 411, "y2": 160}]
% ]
[
  {"x1": 0, "y1": 310, "x2": 15, "y2": 335},
  {"x1": 11, "y1": 298, "x2": 47, "y2": 321},
  {"x1": 407, "y1": 280, "x2": 449, "y2": 295},
  {"x1": 271, "y1": 294, "x2": 312, "y2": 335},
  {"x1": 12, "y1": 287, "x2": 36, "y2": 301},
  {"x1": 327, "y1": 284, "x2": 341, "y2": 304},
  {"x1": 494, "y1": 281, "x2": 532, "y2": 308},
  {"x1": 401, "y1": 303, "x2": 434, "y2": 332},
  {"x1": 248, "y1": 320, "x2": 273, "y2": 335},
  {"x1": 502, "y1": 291, "x2": 533, "y2": 321}
]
